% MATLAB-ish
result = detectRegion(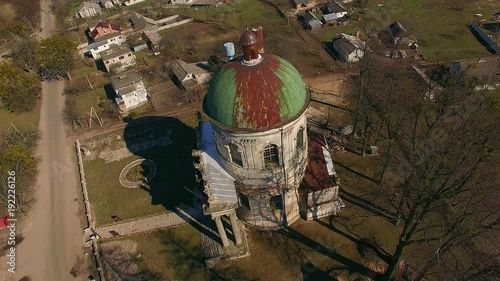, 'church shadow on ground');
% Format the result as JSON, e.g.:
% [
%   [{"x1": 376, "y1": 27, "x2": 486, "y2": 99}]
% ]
[
  {"x1": 123, "y1": 116, "x2": 221, "y2": 243},
  {"x1": 123, "y1": 116, "x2": 197, "y2": 212}
]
